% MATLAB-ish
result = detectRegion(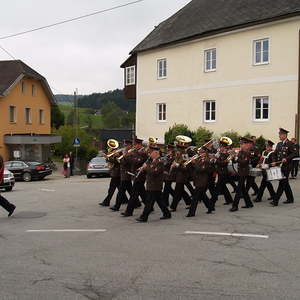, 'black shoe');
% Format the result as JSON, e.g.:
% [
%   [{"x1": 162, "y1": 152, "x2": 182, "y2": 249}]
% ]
[
  {"x1": 186, "y1": 213, "x2": 195, "y2": 217},
  {"x1": 99, "y1": 202, "x2": 109, "y2": 207},
  {"x1": 206, "y1": 210, "x2": 213, "y2": 214},
  {"x1": 230, "y1": 207, "x2": 238, "y2": 212},
  {"x1": 160, "y1": 215, "x2": 171, "y2": 220},
  {"x1": 134, "y1": 203, "x2": 142, "y2": 209},
  {"x1": 136, "y1": 217, "x2": 147, "y2": 223},
  {"x1": 251, "y1": 192, "x2": 258, "y2": 196},
  {"x1": 170, "y1": 208, "x2": 176, "y2": 212},
  {"x1": 283, "y1": 200, "x2": 294, "y2": 204},
  {"x1": 8, "y1": 205, "x2": 16, "y2": 217},
  {"x1": 185, "y1": 206, "x2": 191, "y2": 210},
  {"x1": 110, "y1": 206, "x2": 119, "y2": 211},
  {"x1": 268, "y1": 197, "x2": 273, "y2": 201},
  {"x1": 254, "y1": 198, "x2": 262, "y2": 203},
  {"x1": 223, "y1": 202, "x2": 231, "y2": 205},
  {"x1": 270, "y1": 201, "x2": 278, "y2": 207},
  {"x1": 121, "y1": 212, "x2": 132, "y2": 217}
]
